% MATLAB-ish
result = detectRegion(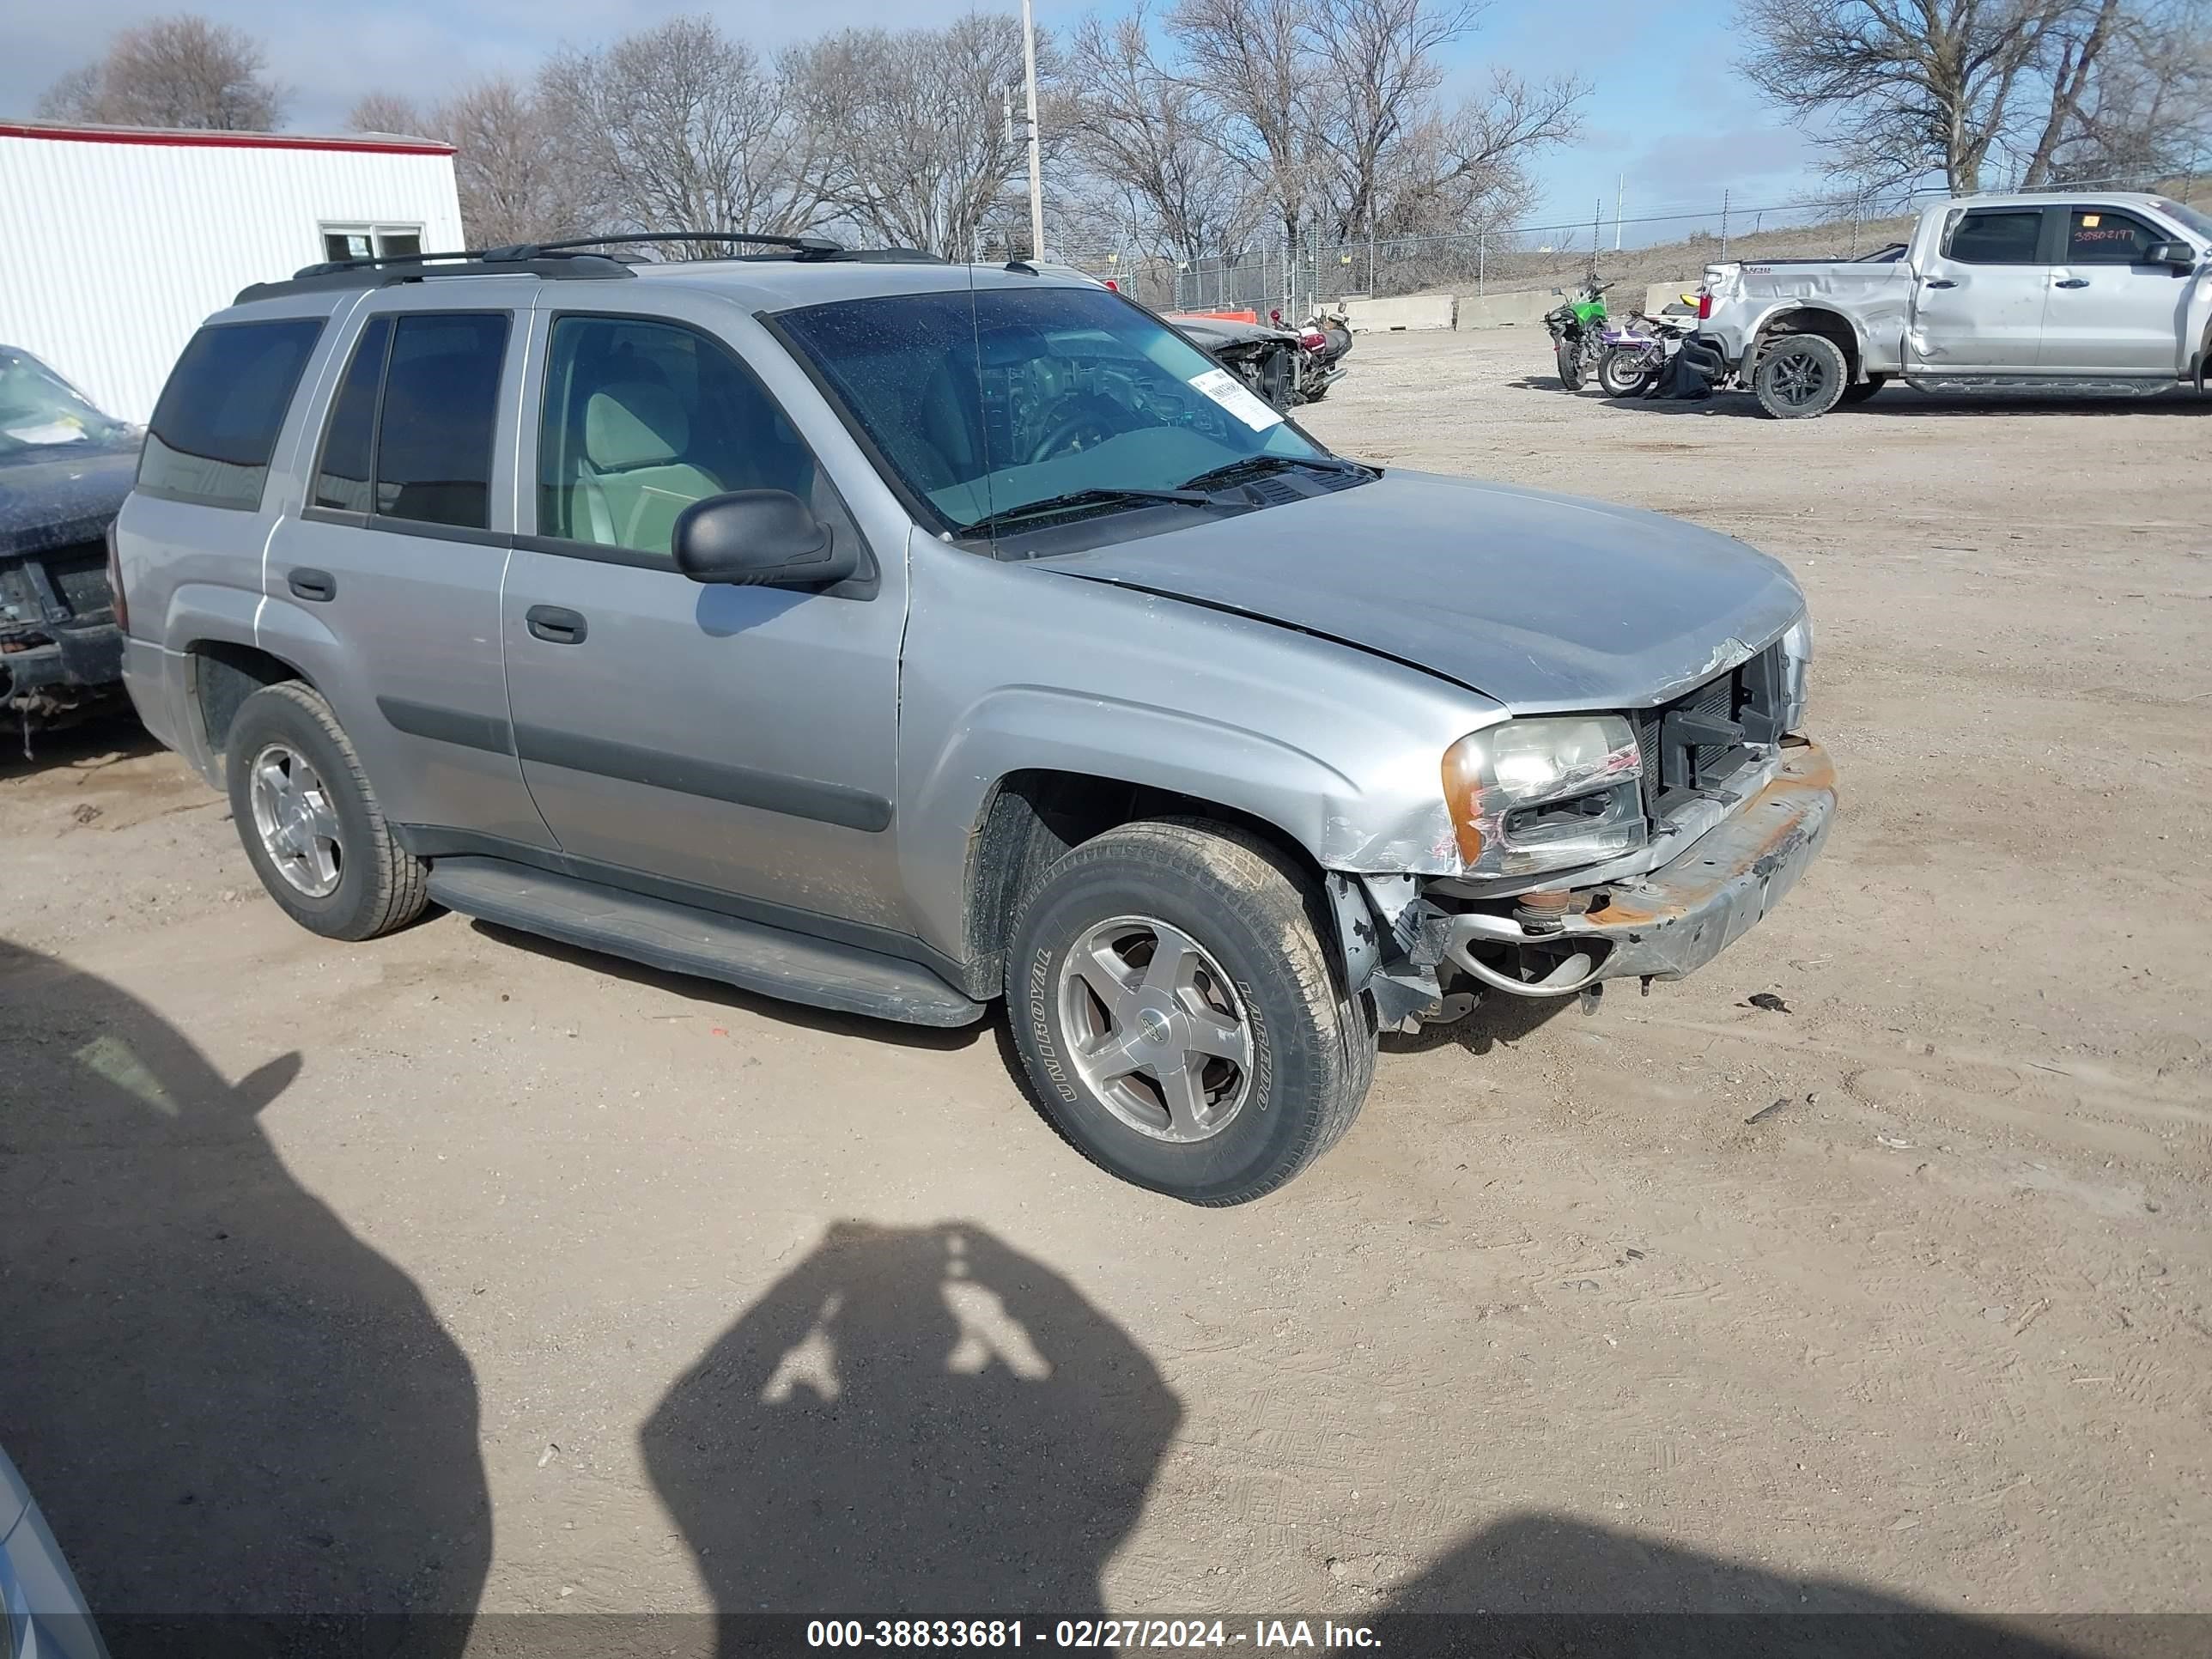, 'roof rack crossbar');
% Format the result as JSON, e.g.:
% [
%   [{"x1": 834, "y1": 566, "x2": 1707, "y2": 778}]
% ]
[{"x1": 495, "y1": 231, "x2": 848, "y2": 262}]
